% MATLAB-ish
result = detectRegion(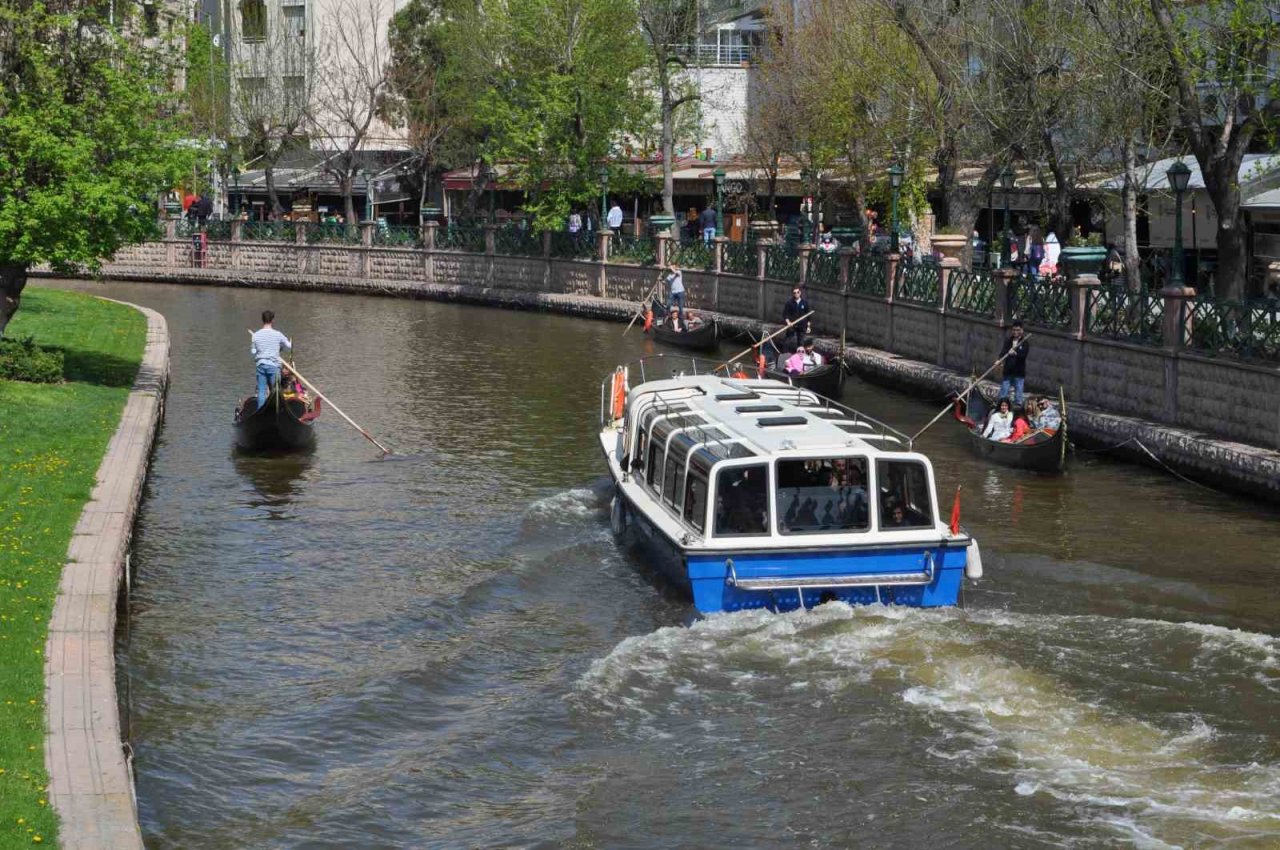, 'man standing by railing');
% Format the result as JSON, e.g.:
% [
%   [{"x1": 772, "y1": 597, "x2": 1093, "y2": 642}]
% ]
[{"x1": 700, "y1": 206, "x2": 717, "y2": 244}]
